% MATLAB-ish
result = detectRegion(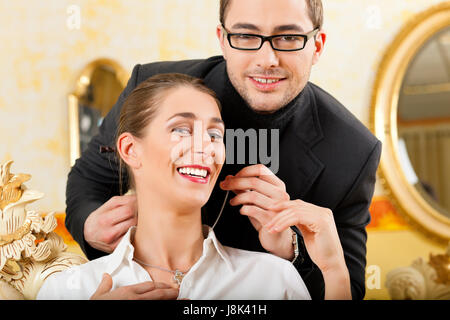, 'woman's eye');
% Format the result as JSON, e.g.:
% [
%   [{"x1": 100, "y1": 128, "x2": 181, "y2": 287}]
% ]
[
  {"x1": 172, "y1": 127, "x2": 191, "y2": 136},
  {"x1": 208, "y1": 131, "x2": 223, "y2": 142}
]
